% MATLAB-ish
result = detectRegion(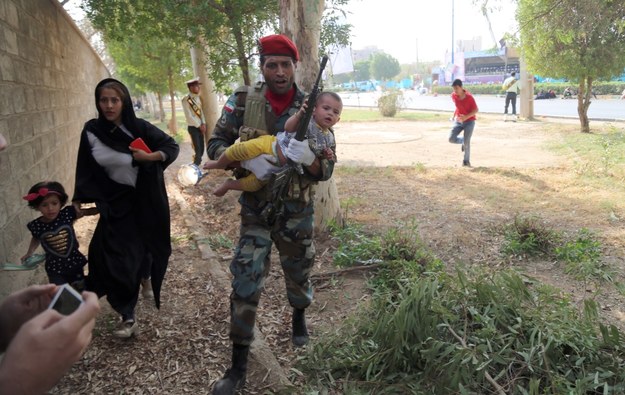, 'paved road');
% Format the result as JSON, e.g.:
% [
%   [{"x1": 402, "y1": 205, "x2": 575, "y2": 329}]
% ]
[{"x1": 340, "y1": 90, "x2": 625, "y2": 121}]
